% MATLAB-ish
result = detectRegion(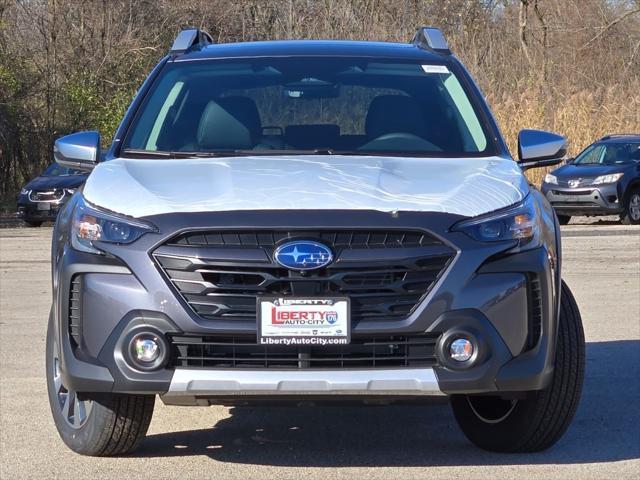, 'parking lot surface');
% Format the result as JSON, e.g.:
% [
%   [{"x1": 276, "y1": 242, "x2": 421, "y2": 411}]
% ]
[{"x1": 1, "y1": 223, "x2": 639, "y2": 479}]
